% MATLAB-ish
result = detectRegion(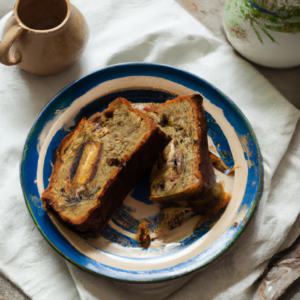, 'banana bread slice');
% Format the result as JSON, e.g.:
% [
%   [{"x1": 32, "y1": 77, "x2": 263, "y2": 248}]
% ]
[
  {"x1": 42, "y1": 98, "x2": 170, "y2": 234},
  {"x1": 135, "y1": 94, "x2": 216, "y2": 208}
]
